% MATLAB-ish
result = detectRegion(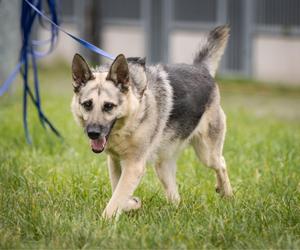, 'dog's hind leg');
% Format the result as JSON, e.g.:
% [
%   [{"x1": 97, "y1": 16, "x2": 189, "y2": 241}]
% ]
[
  {"x1": 107, "y1": 155, "x2": 141, "y2": 212},
  {"x1": 155, "y1": 157, "x2": 180, "y2": 204},
  {"x1": 191, "y1": 106, "x2": 233, "y2": 197}
]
